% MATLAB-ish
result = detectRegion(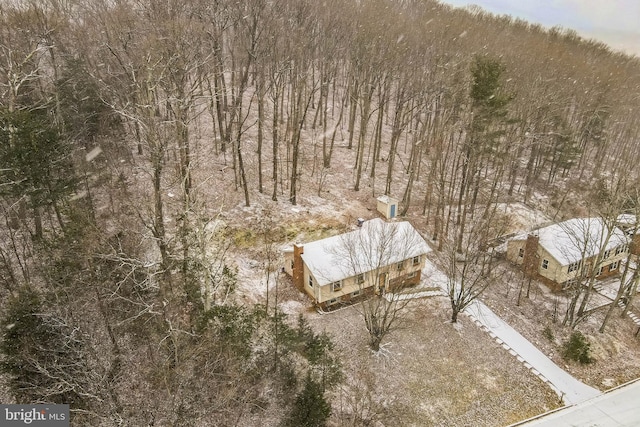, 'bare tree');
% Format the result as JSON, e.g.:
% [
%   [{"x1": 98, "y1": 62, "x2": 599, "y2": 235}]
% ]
[
  {"x1": 601, "y1": 185, "x2": 640, "y2": 332},
  {"x1": 436, "y1": 206, "x2": 509, "y2": 323},
  {"x1": 555, "y1": 214, "x2": 627, "y2": 328},
  {"x1": 332, "y1": 220, "x2": 429, "y2": 351}
]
